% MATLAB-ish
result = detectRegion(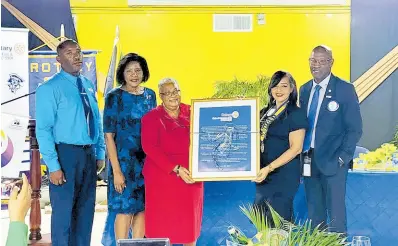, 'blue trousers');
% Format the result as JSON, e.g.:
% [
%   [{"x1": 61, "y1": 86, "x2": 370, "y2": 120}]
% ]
[
  {"x1": 49, "y1": 144, "x2": 97, "y2": 246},
  {"x1": 304, "y1": 153, "x2": 348, "y2": 233}
]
